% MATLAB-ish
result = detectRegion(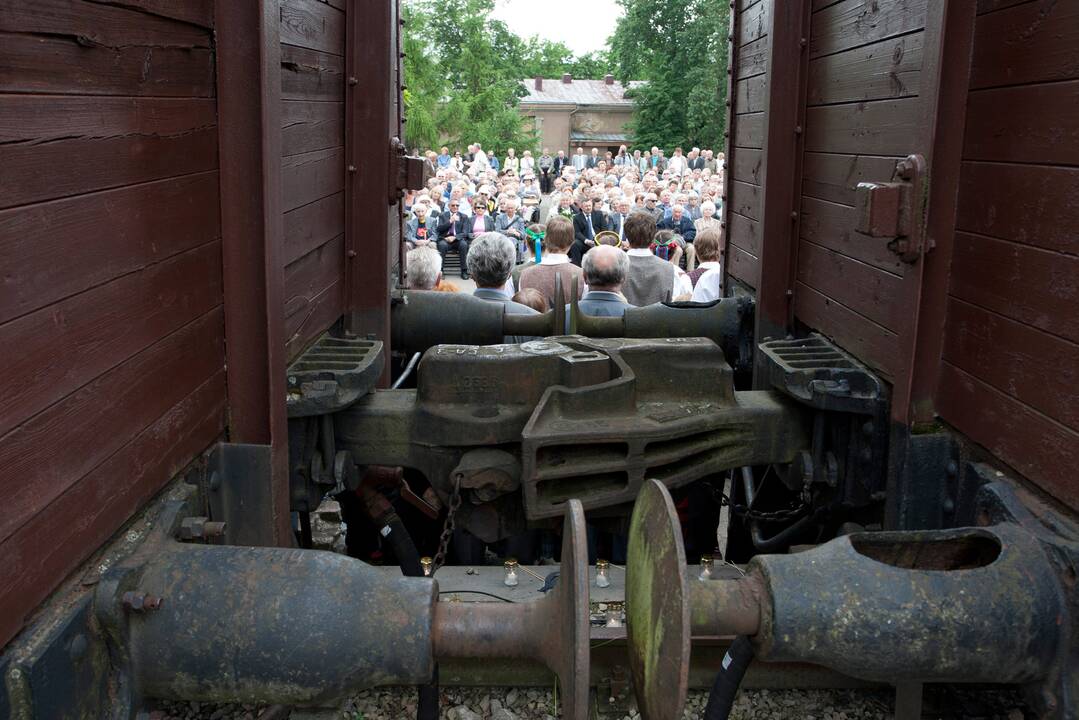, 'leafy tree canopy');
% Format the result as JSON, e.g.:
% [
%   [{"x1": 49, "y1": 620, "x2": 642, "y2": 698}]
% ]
[
  {"x1": 609, "y1": 0, "x2": 728, "y2": 150},
  {"x1": 402, "y1": 0, "x2": 614, "y2": 154}
]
